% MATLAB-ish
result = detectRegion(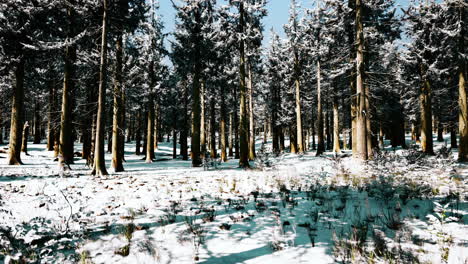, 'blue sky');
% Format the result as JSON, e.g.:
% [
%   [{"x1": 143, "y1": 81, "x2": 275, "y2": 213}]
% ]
[{"x1": 158, "y1": 0, "x2": 410, "y2": 46}]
